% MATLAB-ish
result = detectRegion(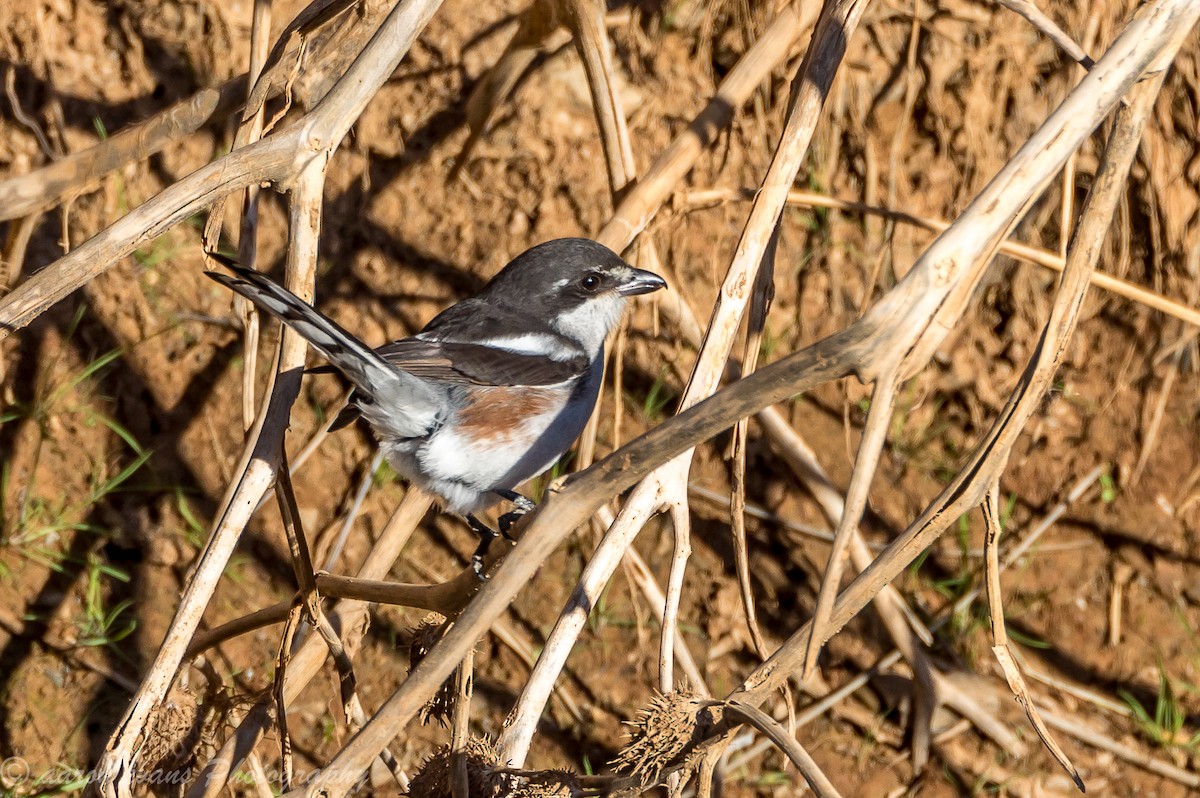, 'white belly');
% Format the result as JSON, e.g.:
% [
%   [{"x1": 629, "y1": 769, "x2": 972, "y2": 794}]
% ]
[{"x1": 380, "y1": 356, "x2": 603, "y2": 515}]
